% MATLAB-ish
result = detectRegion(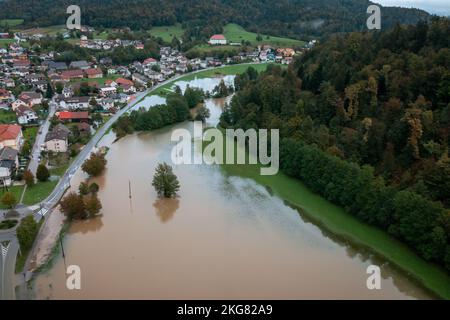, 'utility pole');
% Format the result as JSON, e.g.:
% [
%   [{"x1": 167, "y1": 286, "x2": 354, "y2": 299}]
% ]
[{"x1": 129, "y1": 180, "x2": 132, "y2": 199}]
